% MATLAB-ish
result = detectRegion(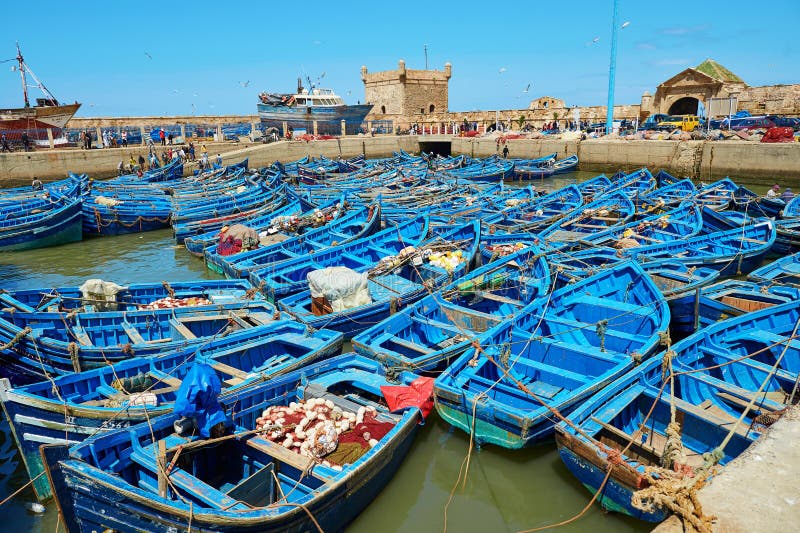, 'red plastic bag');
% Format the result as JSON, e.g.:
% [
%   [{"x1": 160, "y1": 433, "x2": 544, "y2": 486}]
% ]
[{"x1": 380, "y1": 377, "x2": 435, "y2": 422}]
